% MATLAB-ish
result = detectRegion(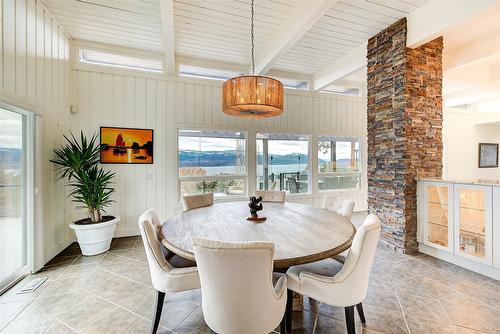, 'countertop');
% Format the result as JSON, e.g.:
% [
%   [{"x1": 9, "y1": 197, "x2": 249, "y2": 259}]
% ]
[{"x1": 418, "y1": 177, "x2": 500, "y2": 186}]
